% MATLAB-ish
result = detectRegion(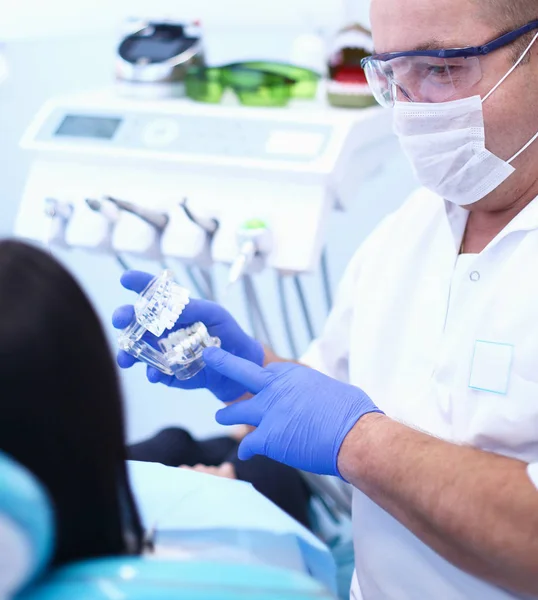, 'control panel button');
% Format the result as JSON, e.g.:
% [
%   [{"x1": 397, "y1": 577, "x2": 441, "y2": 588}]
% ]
[{"x1": 142, "y1": 119, "x2": 180, "y2": 148}]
